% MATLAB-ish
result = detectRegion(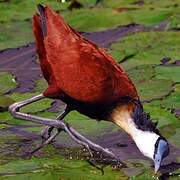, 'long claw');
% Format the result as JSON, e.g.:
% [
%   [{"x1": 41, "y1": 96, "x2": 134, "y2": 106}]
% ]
[{"x1": 40, "y1": 126, "x2": 54, "y2": 139}]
